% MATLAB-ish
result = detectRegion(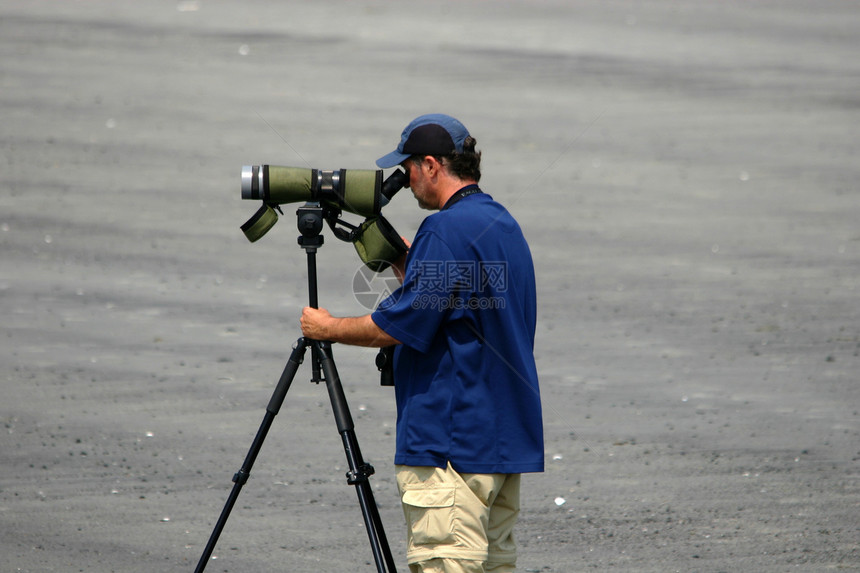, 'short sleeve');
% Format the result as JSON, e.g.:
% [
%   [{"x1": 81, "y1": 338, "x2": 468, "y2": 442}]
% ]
[{"x1": 371, "y1": 229, "x2": 455, "y2": 353}]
